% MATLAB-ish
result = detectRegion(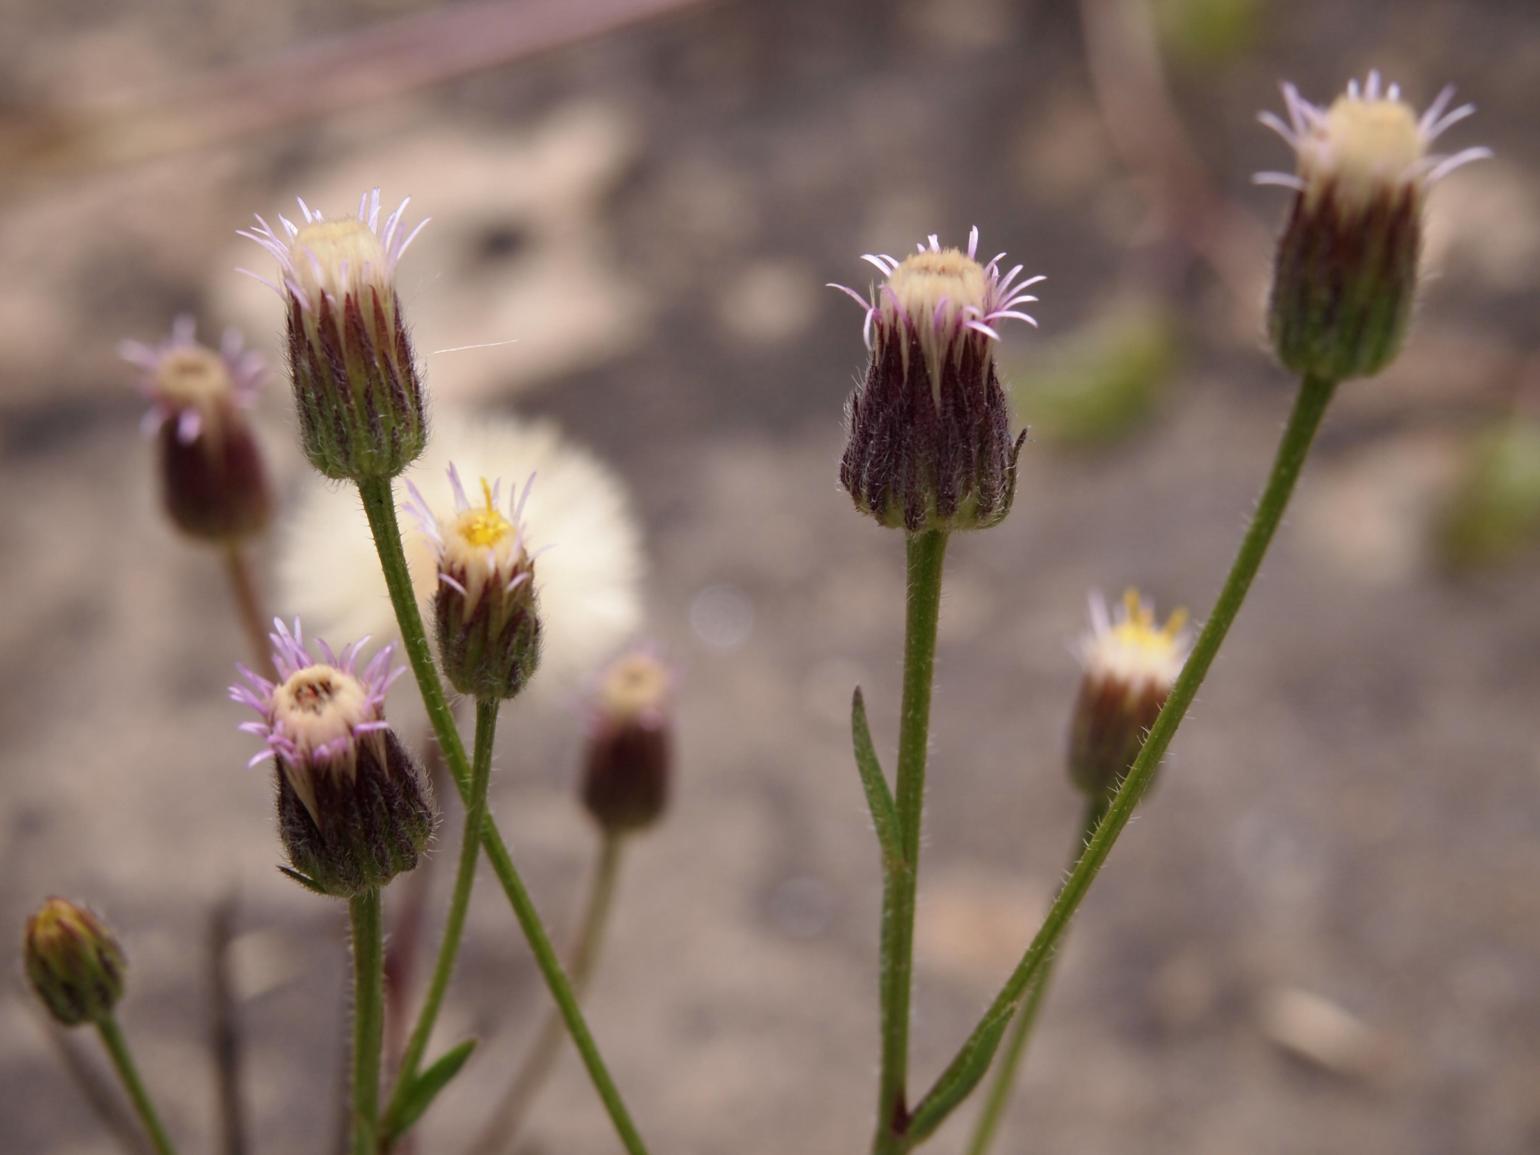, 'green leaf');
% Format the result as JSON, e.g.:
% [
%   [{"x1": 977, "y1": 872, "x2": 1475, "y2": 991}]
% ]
[
  {"x1": 852, "y1": 687, "x2": 904, "y2": 875},
  {"x1": 386, "y1": 1038, "x2": 478, "y2": 1137},
  {"x1": 905, "y1": 1012, "x2": 1013, "y2": 1143}
]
